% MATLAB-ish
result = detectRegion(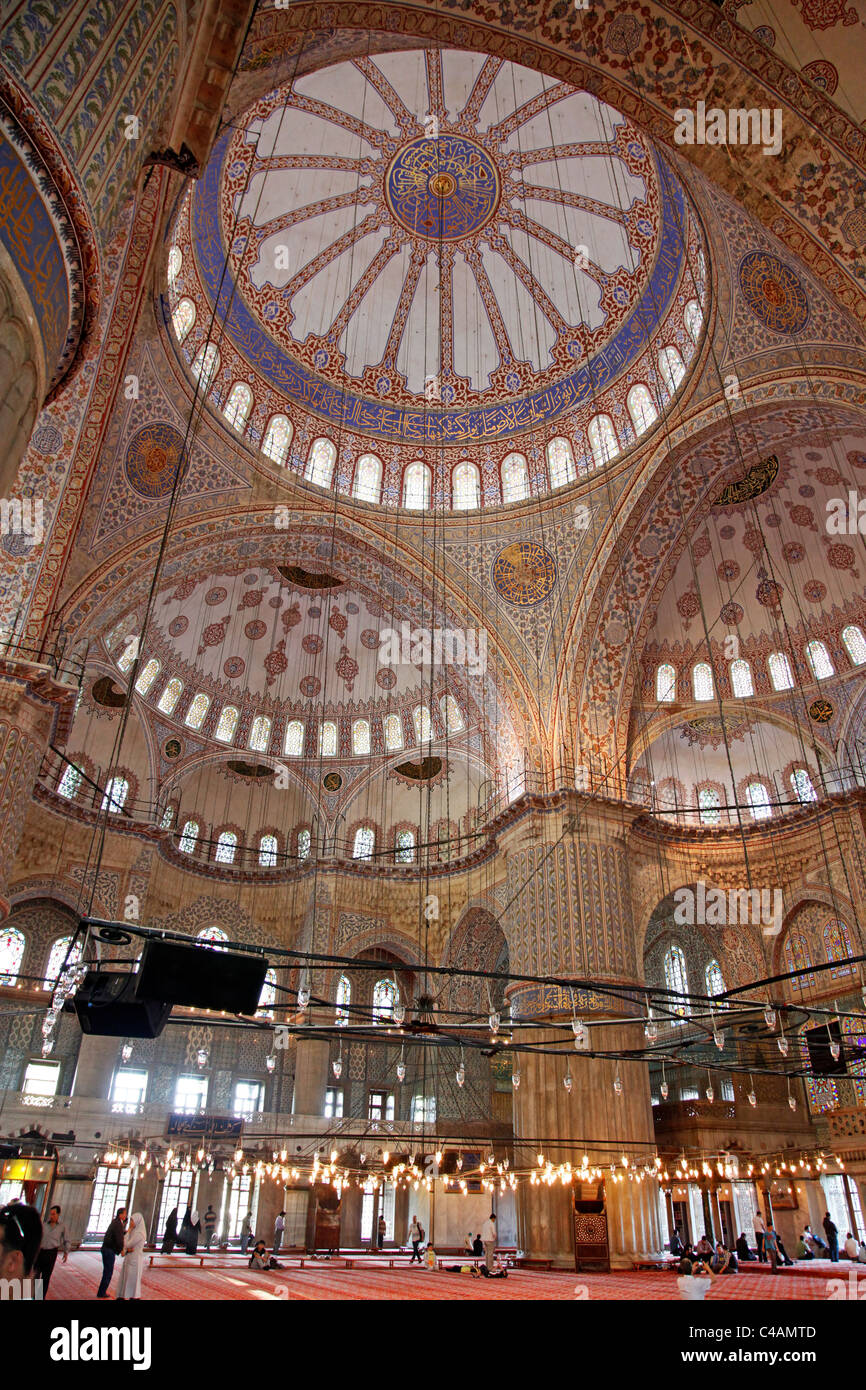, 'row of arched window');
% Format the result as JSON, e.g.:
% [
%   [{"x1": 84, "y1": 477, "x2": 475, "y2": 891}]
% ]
[
  {"x1": 173, "y1": 820, "x2": 459, "y2": 867},
  {"x1": 334, "y1": 973, "x2": 398, "y2": 1026},
  {"x1": 0, "y1": 931, "x2": 83, "y2": 991},
  {"x1": 655, "y1": 629, "x2": 866, "y2": 706},
  {"x1": 688, "y1": 768, "x2": 818, "y2": 825},
  {"x1": 663, "y1": 944, "x2": 726, "y2": 1019}
]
